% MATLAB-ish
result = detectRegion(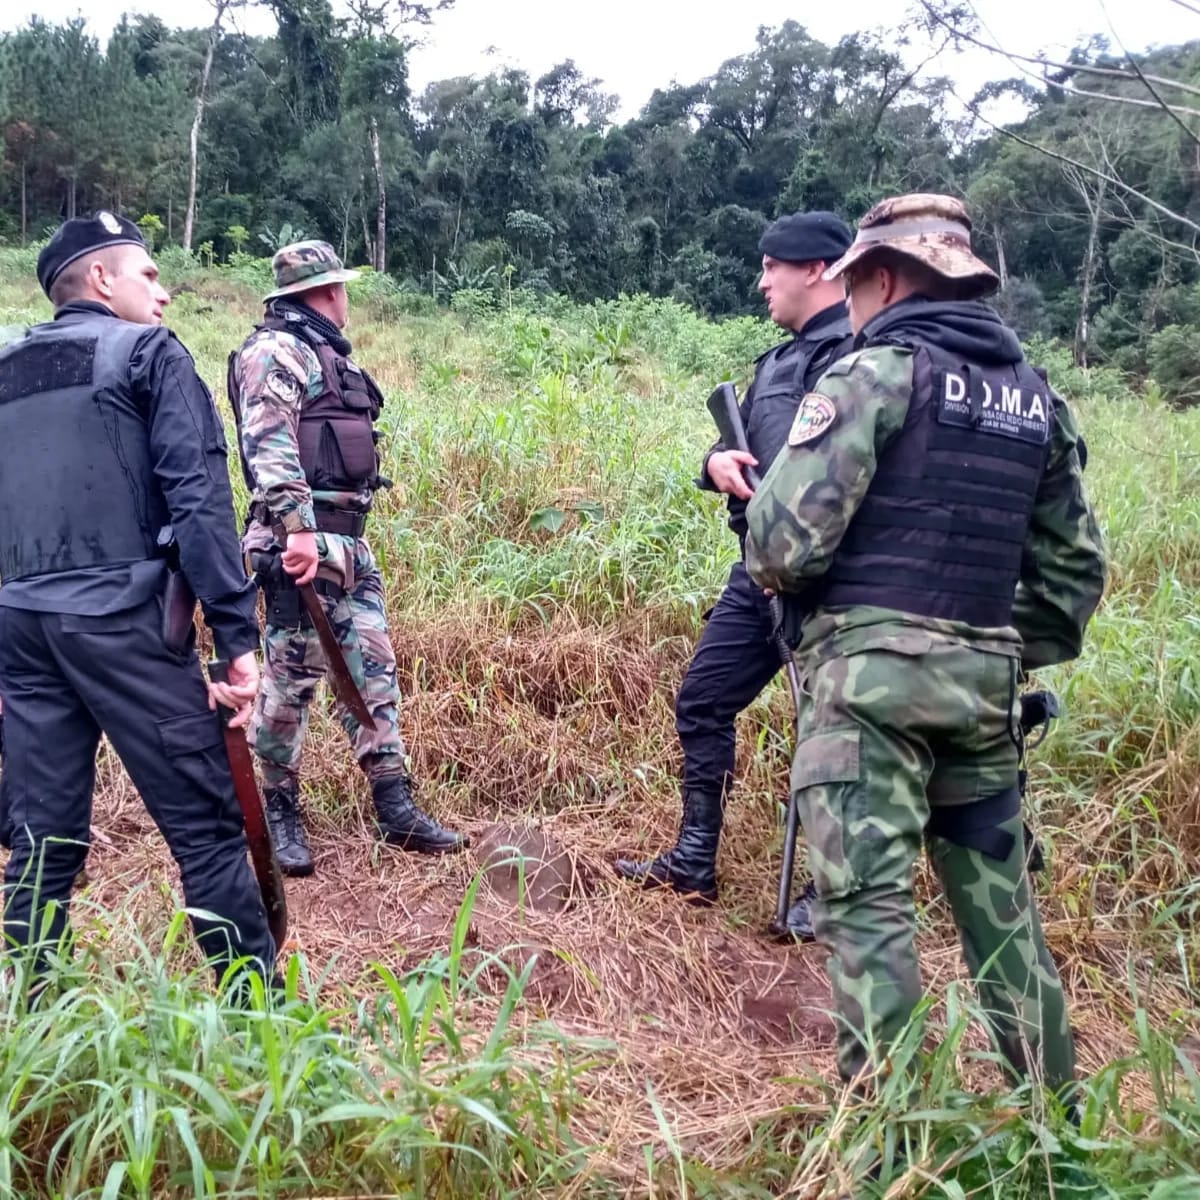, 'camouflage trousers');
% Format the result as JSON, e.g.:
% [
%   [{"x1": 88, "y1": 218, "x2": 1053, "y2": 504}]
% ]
[
  {"x1": 249, "y1": 537, "x2": 406, "y2": 790},
  {"x1": 791, "y1": 635, "x2": 1075, "y2": 1093}
]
